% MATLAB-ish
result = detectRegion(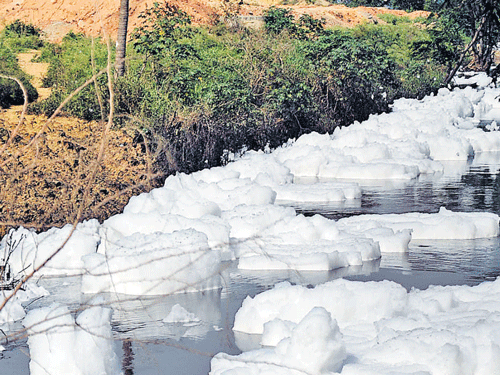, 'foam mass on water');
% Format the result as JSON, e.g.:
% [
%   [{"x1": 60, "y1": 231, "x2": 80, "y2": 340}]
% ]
[
  {"x1": 213, "y1": 278, "x2": 500, "y2": 374},
  {"x1": 1, "y1": 73, "x2": 500, "y2": 373}
]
